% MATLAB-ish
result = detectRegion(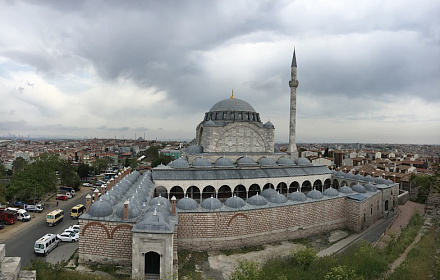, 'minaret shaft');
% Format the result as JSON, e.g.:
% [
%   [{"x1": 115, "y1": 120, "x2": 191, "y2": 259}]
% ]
[{"x1": 289, "y1": 50, "x2": 299, "y2": 159}]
